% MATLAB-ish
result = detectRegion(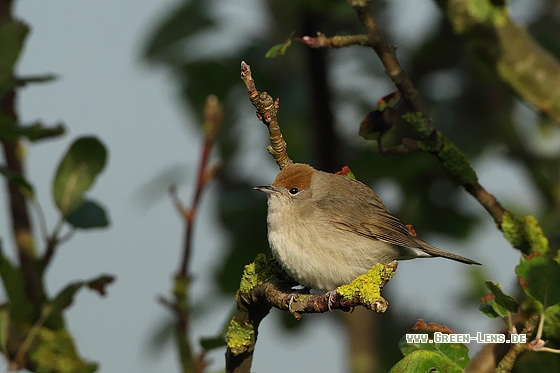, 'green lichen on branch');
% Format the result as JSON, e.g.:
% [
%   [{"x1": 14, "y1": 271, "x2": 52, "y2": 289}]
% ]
[
  {"x1": 501, "y1": 211, "x2": 549, "y2": 255},
  {"x1": 225, "y1": 320, "x2": 254, "y2": 355},
  {"x1": 402, "y1": 112, "x2": 478, "y2": 185},
  {"x1": 437, "y1": 138, "x2": 478, "y2": 185},
  {"x1": 238, "y1": 253, "x2": 284, "y2": 293},
  {"x1": 337, "y1": 262, "x2": 395, "y2": 309}
]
